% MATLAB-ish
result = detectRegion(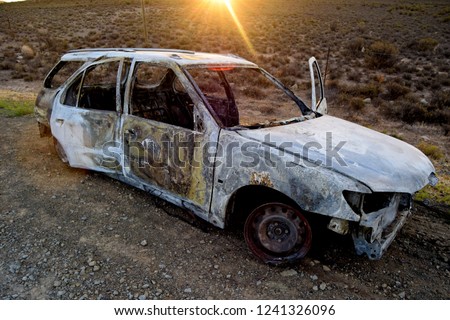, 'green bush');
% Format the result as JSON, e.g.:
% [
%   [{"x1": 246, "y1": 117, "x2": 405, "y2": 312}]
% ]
[
  {"x1": 417, "y1": 142, "x2": 444, "y2": 160},
  {"x1": 366, "y1": 41, "x2": 399, "y2": 69},
  {"x1": 0, "y1": 99, "x2": 34, "y2": 117}
]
